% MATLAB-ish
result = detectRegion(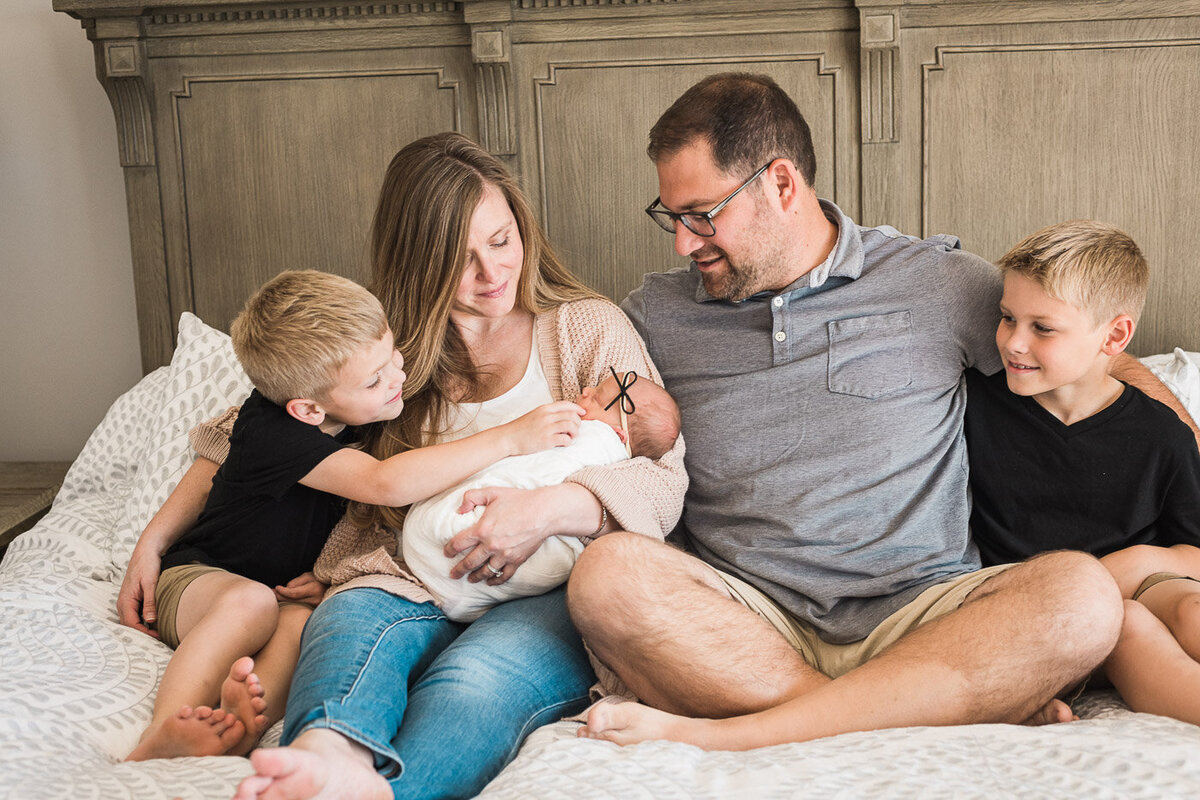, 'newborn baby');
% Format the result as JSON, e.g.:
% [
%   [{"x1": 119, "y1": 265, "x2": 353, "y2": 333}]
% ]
[{"x1": 402, "y1": 370, "x2": 680, "y2": 621}]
